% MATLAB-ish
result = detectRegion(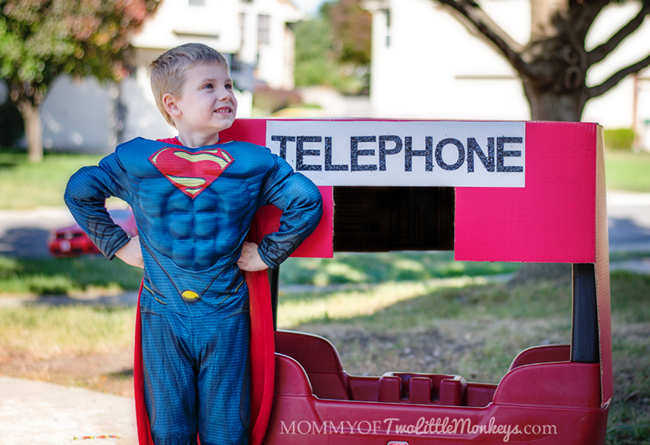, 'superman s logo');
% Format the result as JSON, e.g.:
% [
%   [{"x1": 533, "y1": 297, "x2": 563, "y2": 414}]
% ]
[{"x1": 149, "y1": 147, "x2": 234, "y2": 198}]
